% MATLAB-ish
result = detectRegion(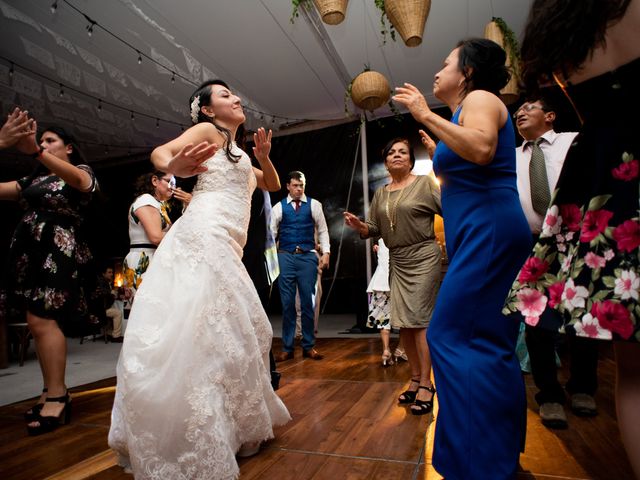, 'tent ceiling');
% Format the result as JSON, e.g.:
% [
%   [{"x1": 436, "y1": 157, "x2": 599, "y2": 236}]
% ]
[{"x1": 0, "y1": 0, "x2": 533, "y2": 163}]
